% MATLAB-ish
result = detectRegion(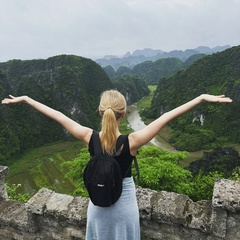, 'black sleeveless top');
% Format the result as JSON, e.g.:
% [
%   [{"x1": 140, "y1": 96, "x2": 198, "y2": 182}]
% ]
[{"x1": 88, "y1": 130, "x2": 134, "y2": 177}]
